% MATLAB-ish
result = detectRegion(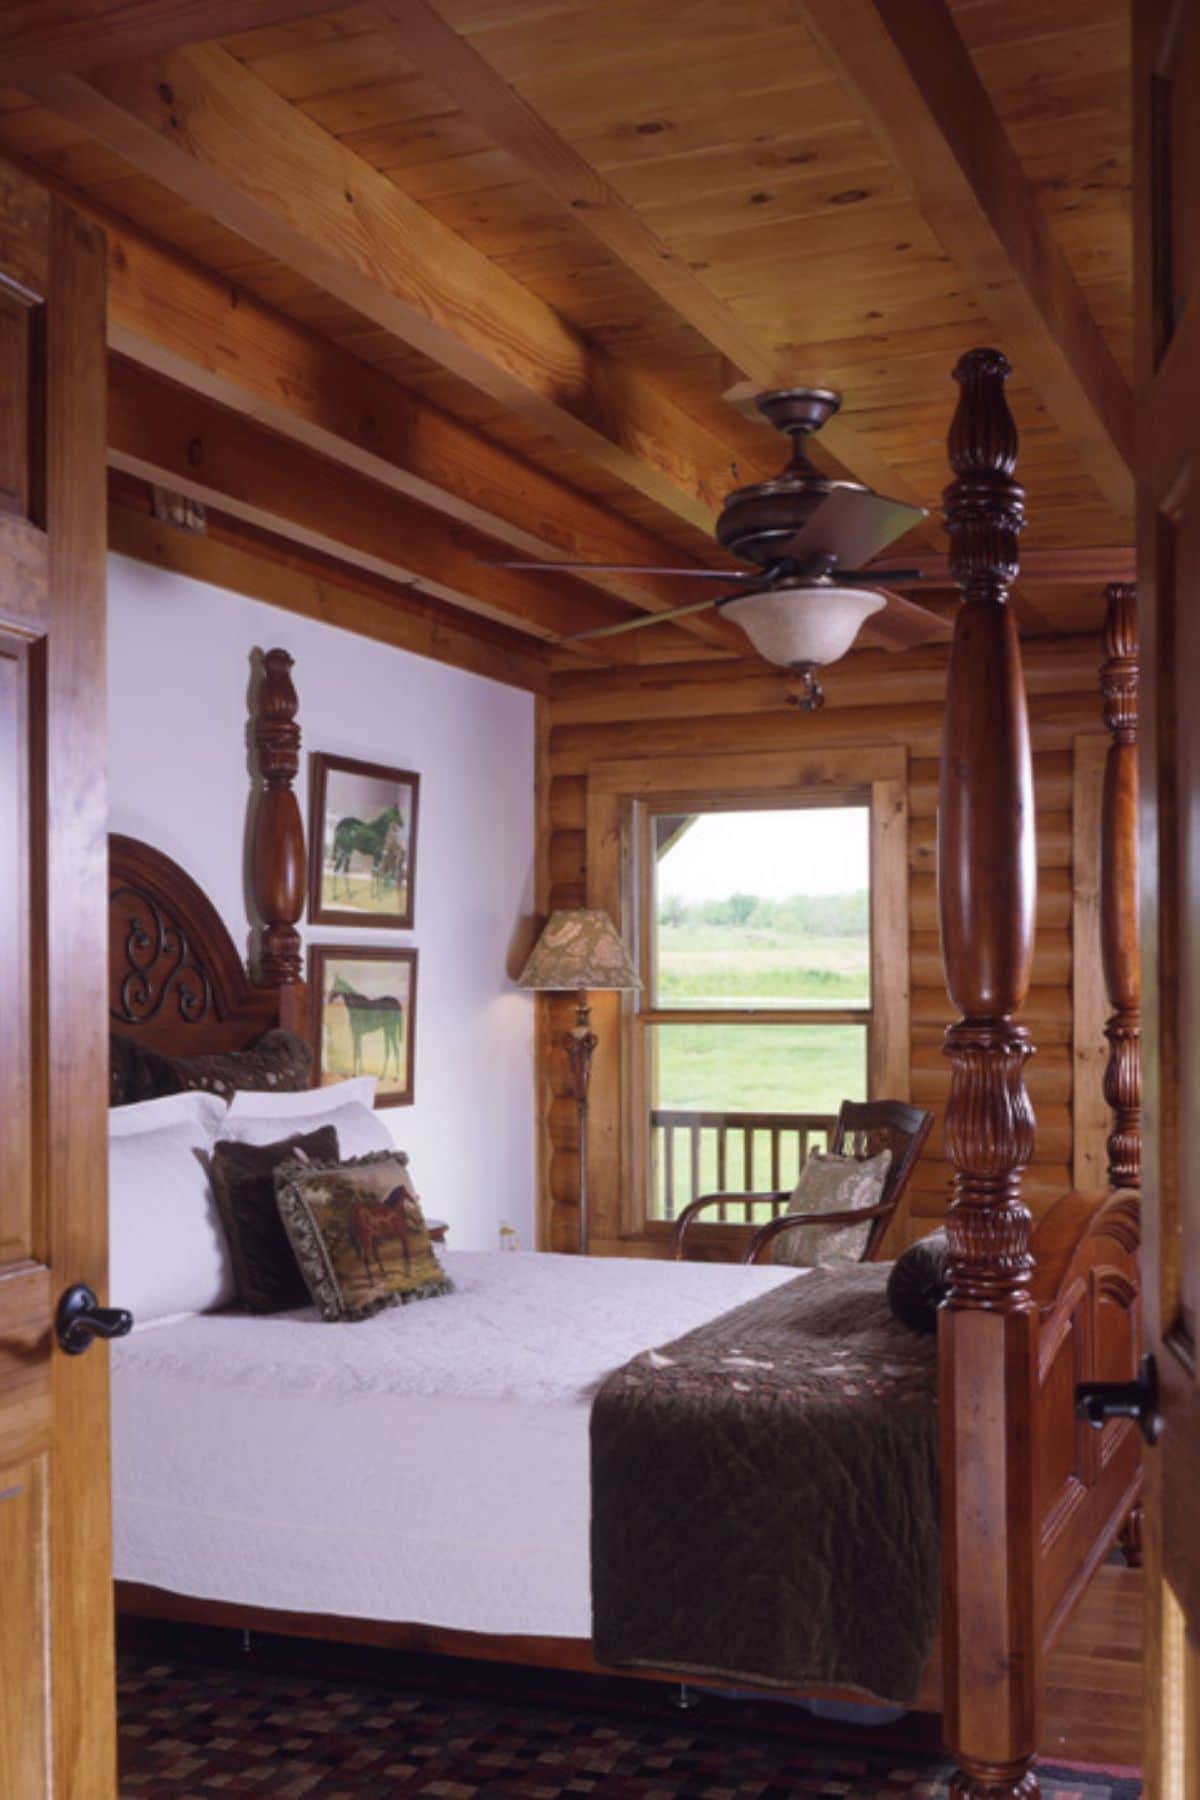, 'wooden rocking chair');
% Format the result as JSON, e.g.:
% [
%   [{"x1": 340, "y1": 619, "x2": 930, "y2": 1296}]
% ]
[{"x1": 671, "y1": 1097, "x2": 934, "y2": 1264}]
